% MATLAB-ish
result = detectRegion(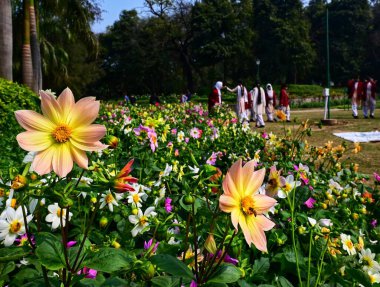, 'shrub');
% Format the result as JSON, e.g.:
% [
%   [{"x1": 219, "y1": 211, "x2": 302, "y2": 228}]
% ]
[{"x1": 0, "y1": 79, "x2": 39, "y2": 176}]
